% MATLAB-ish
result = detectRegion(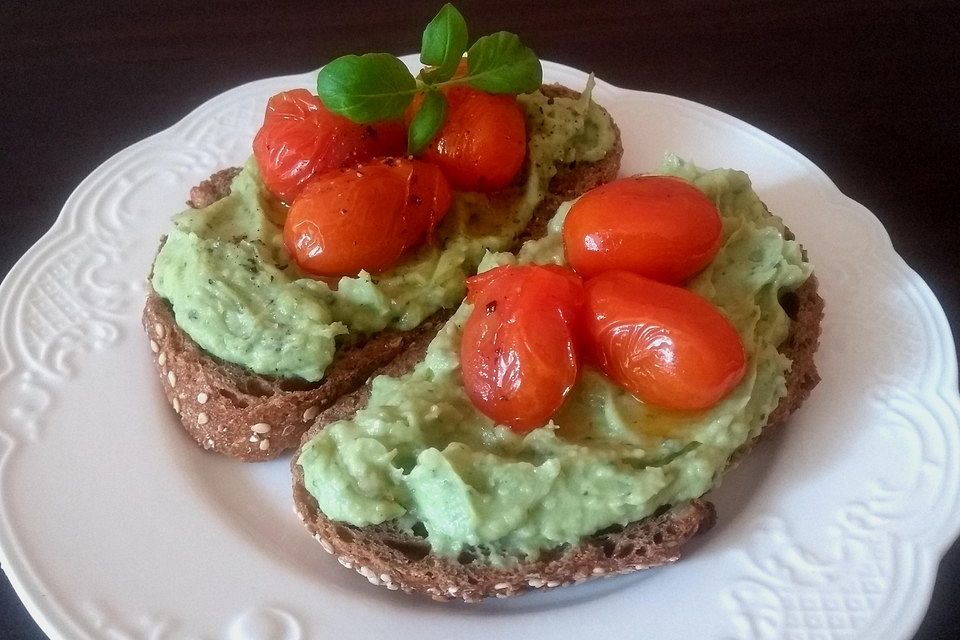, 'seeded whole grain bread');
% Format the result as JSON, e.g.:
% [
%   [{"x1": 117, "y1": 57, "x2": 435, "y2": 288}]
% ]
[
  {"x1": 291, "y1": 236, "x2": 823, "y2": 602},
  {"x1": 143, "y1": 84, "x2": 623, "y2": 461}
]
